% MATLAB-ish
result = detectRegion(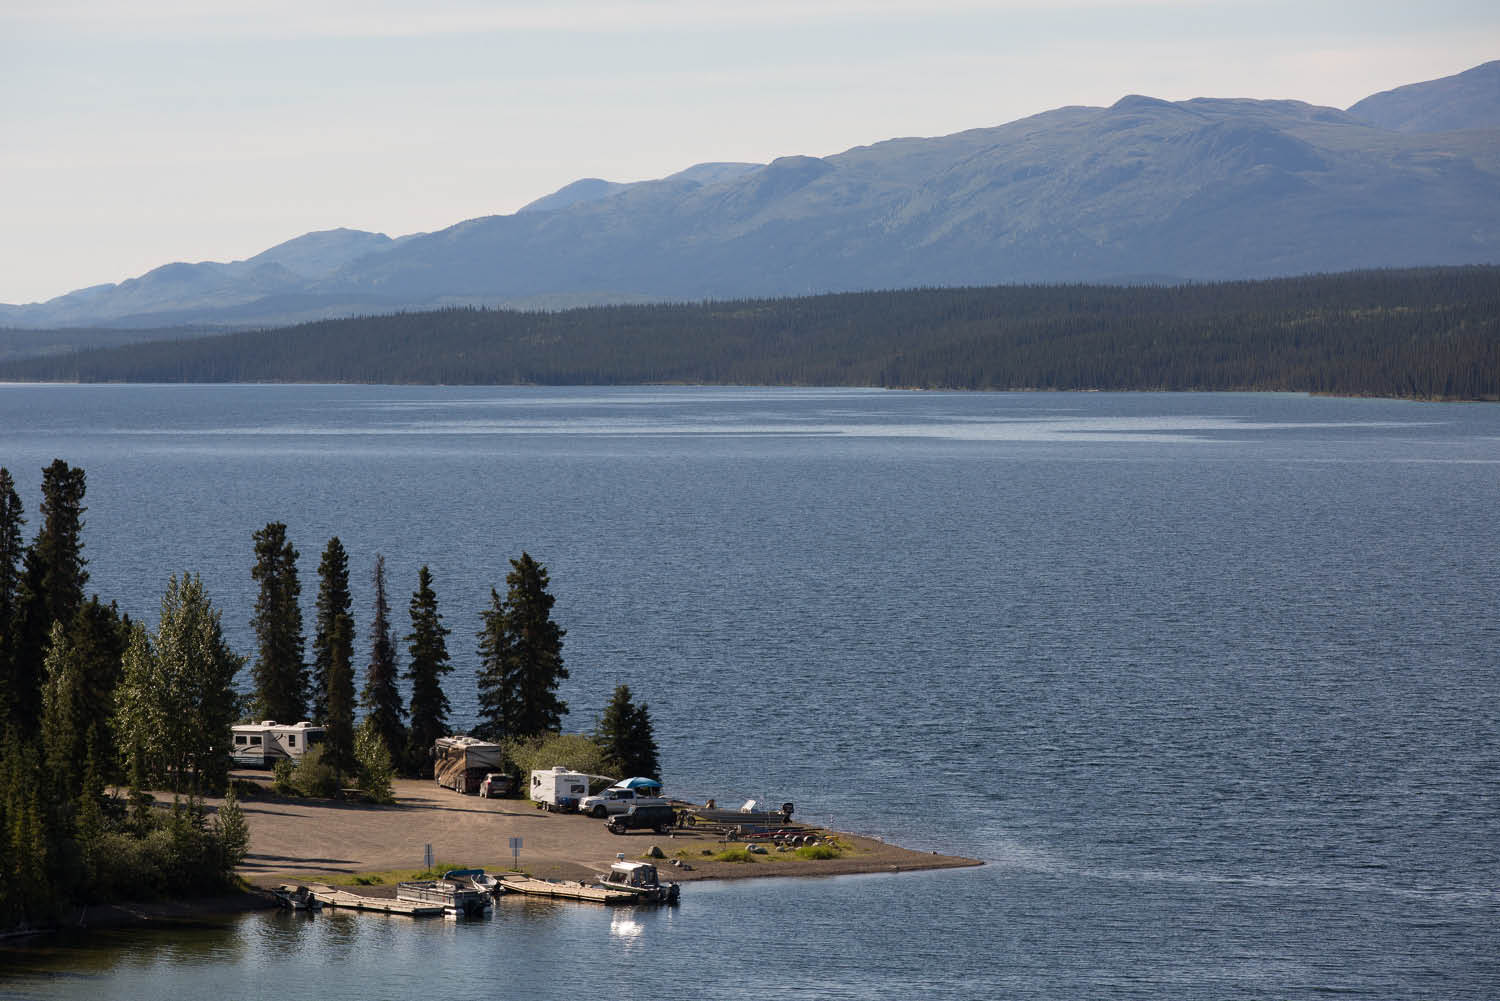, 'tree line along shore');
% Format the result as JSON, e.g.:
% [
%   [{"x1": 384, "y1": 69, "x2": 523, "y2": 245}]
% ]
[
  {"x1": 0, "y1": 266, "x2": 1495, "y2": 400},
  {"x1": 0, "y1": 460, "x2": 658, "y2": 932}
]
